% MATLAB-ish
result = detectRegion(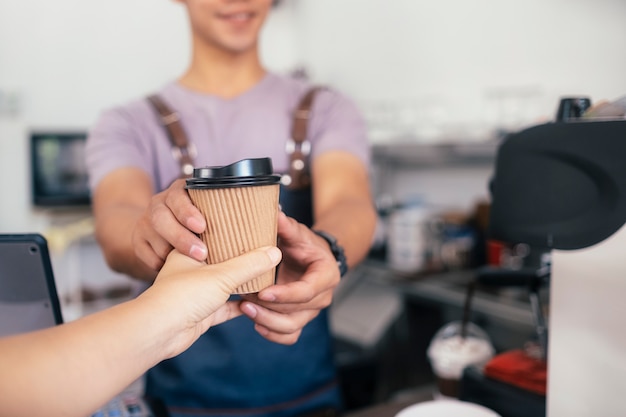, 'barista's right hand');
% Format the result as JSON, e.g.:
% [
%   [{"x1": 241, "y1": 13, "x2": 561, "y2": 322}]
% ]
[{"x1": 132, "y1": 178, "x2": 208, "y2": 274}]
